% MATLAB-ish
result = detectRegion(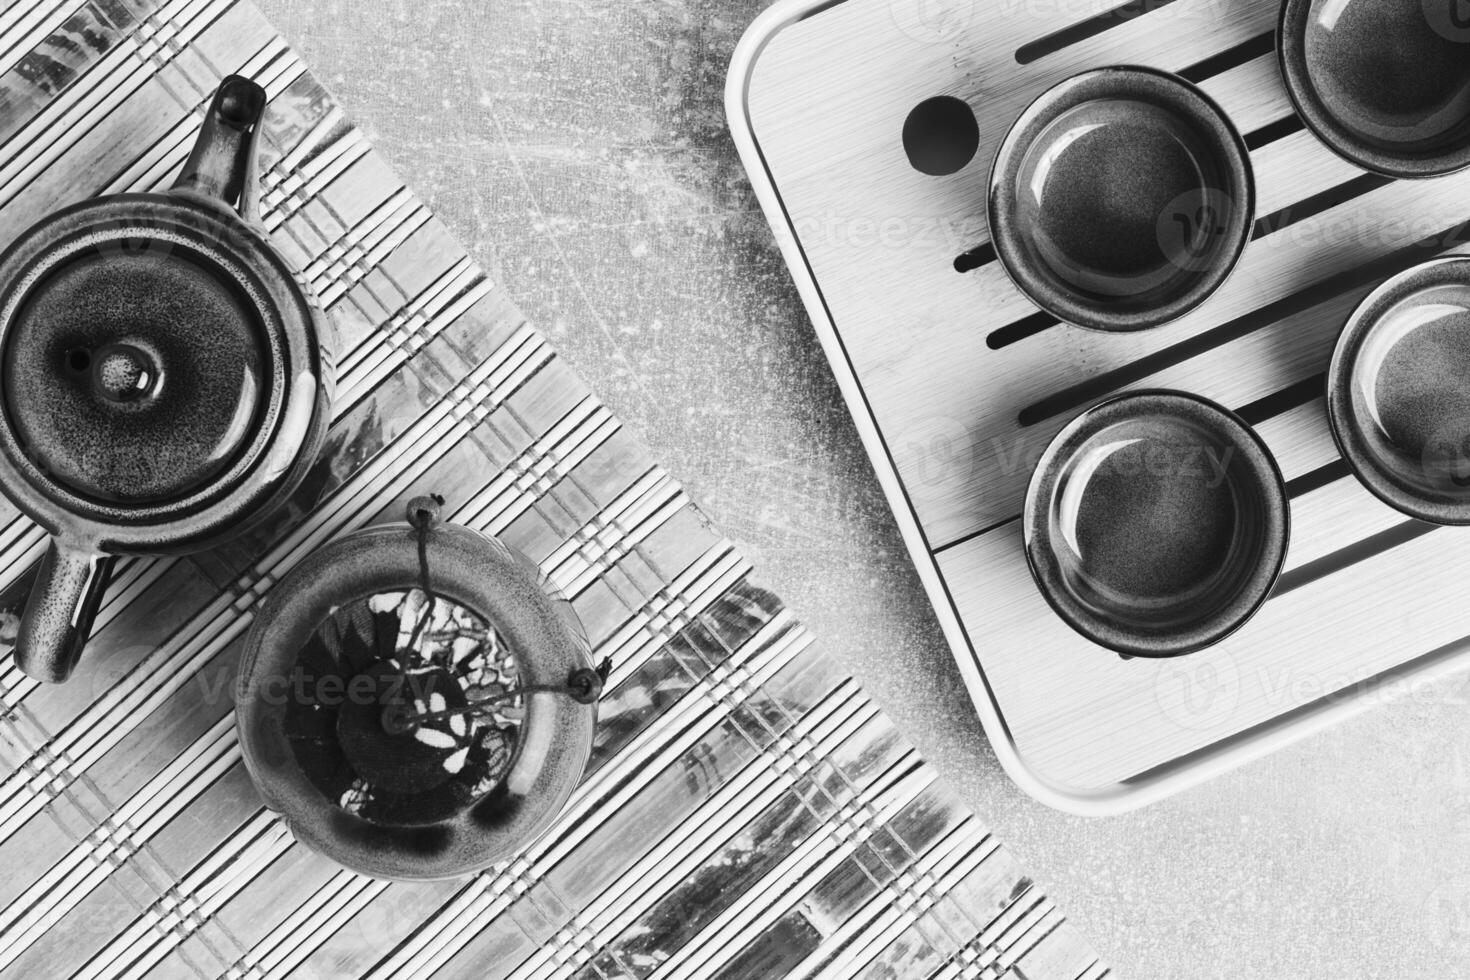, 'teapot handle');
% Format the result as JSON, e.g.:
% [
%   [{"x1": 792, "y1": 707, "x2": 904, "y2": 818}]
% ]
[
  {"x1": 173, "y1": 75, "x2": 267, "y2": 223},
  {"x1": 14, "y1": 543, "x2": 115, "y2": 684}
]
